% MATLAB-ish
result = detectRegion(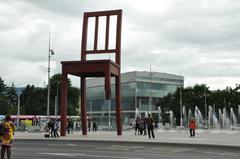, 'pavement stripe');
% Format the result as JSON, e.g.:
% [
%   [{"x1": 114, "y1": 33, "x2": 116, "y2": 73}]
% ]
[
  {"x1": 41, "y1": 153, "x2": 81, "y2": 157},
  {"x1": 41, "y1": 152, "x2": 145, "y2": 159},
  {"x1": 96, "y1": 145, "x2": 145, "y2": 151},
  {"x1": 13, "y1": 157, "x2": 51, "y2": 159},
  {"x1": 66, "y1": 143, "x2": 77, "y2": 146}
]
